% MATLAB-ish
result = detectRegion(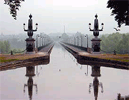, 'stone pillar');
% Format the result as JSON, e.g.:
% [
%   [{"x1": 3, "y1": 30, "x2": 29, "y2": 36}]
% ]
[
  {"x1": 91, "y1": 37, "x2": 101, "y2": 54},
  {"x1": 25, "y1": 38, "x2": 35, "y2": 54}
]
